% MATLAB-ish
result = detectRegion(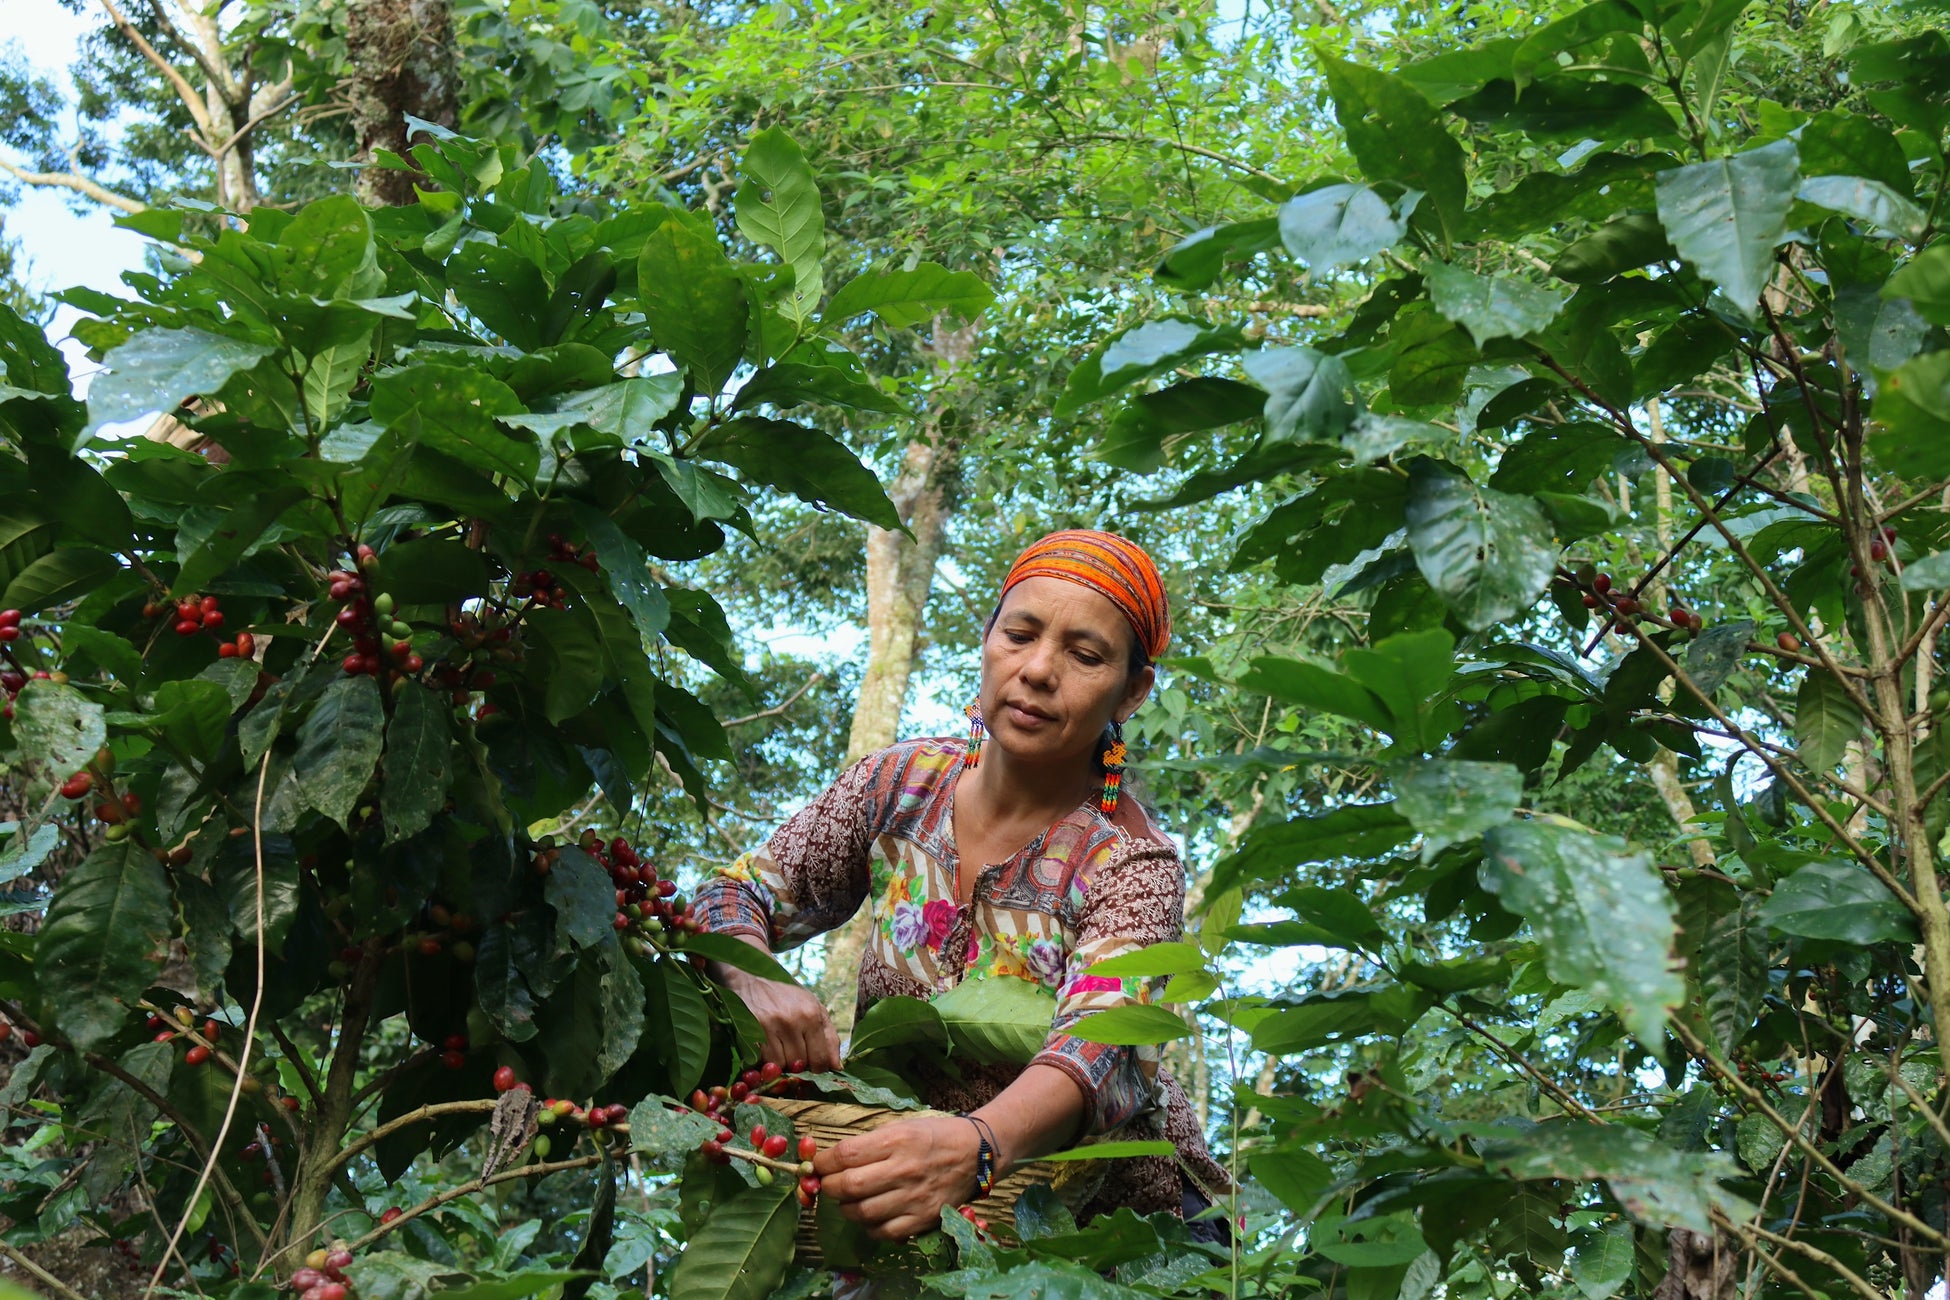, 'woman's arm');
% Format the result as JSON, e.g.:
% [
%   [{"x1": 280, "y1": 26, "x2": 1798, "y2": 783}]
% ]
[
  {"x1": 708, "y1": 937, "x2": 843, "y2": 1073},
  {"x1": 814, "y1": 1063, "x2": 1087, "y2": 1240}
]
